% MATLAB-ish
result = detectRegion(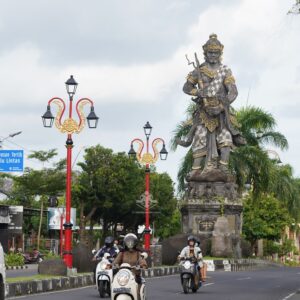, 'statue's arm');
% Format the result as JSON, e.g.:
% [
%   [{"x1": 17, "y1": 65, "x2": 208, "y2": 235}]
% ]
[
  {"x1": 224, "y1": 69, "x2": 238, "y2": 103},
  {"x1": 176, "y1": 123, "x2": 197, "y2": 147},
  {"x1": 183, "y1": 71, "x2": 199, "y2": 97}
]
